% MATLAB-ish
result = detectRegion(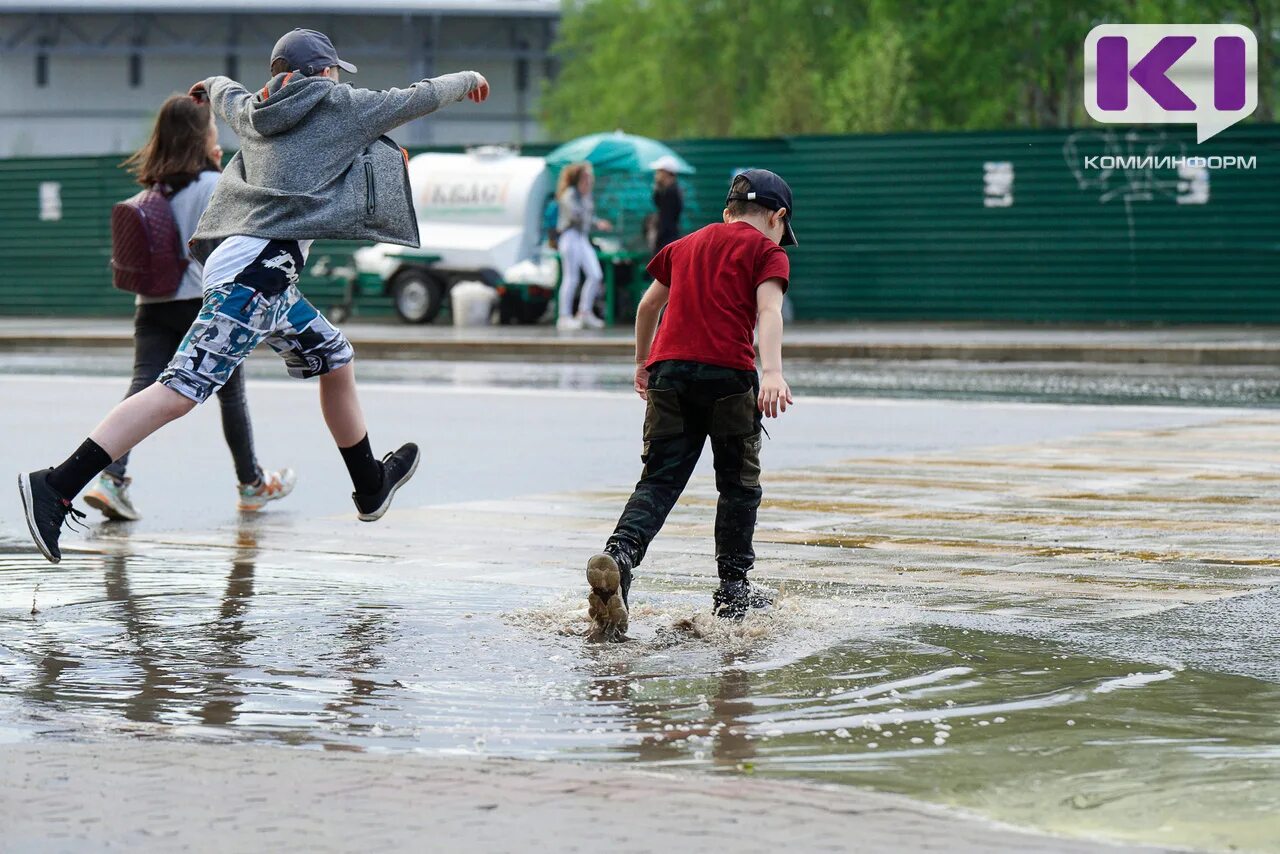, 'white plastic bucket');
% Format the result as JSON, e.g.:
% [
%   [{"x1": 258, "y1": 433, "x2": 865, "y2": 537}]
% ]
[{"x1": 450, "y1": 280, "x2": 497, "y2": 327}]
